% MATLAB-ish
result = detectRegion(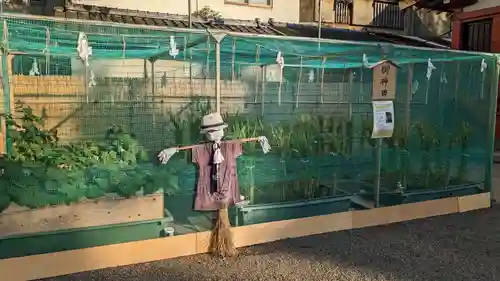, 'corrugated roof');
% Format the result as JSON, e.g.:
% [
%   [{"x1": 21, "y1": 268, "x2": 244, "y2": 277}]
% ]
[
  {"x1": 276, "y1": 24, "x2": 450, "y2": 49},
  {"x1": 53, "y1": 4, "x2": 285, "y2": 36},
  {"x1": 52, "y1": 4, "x2": 449, "y2": 49},
  {"x1": 414, "y1": 0, "x2": 478, "y2": 11}
]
